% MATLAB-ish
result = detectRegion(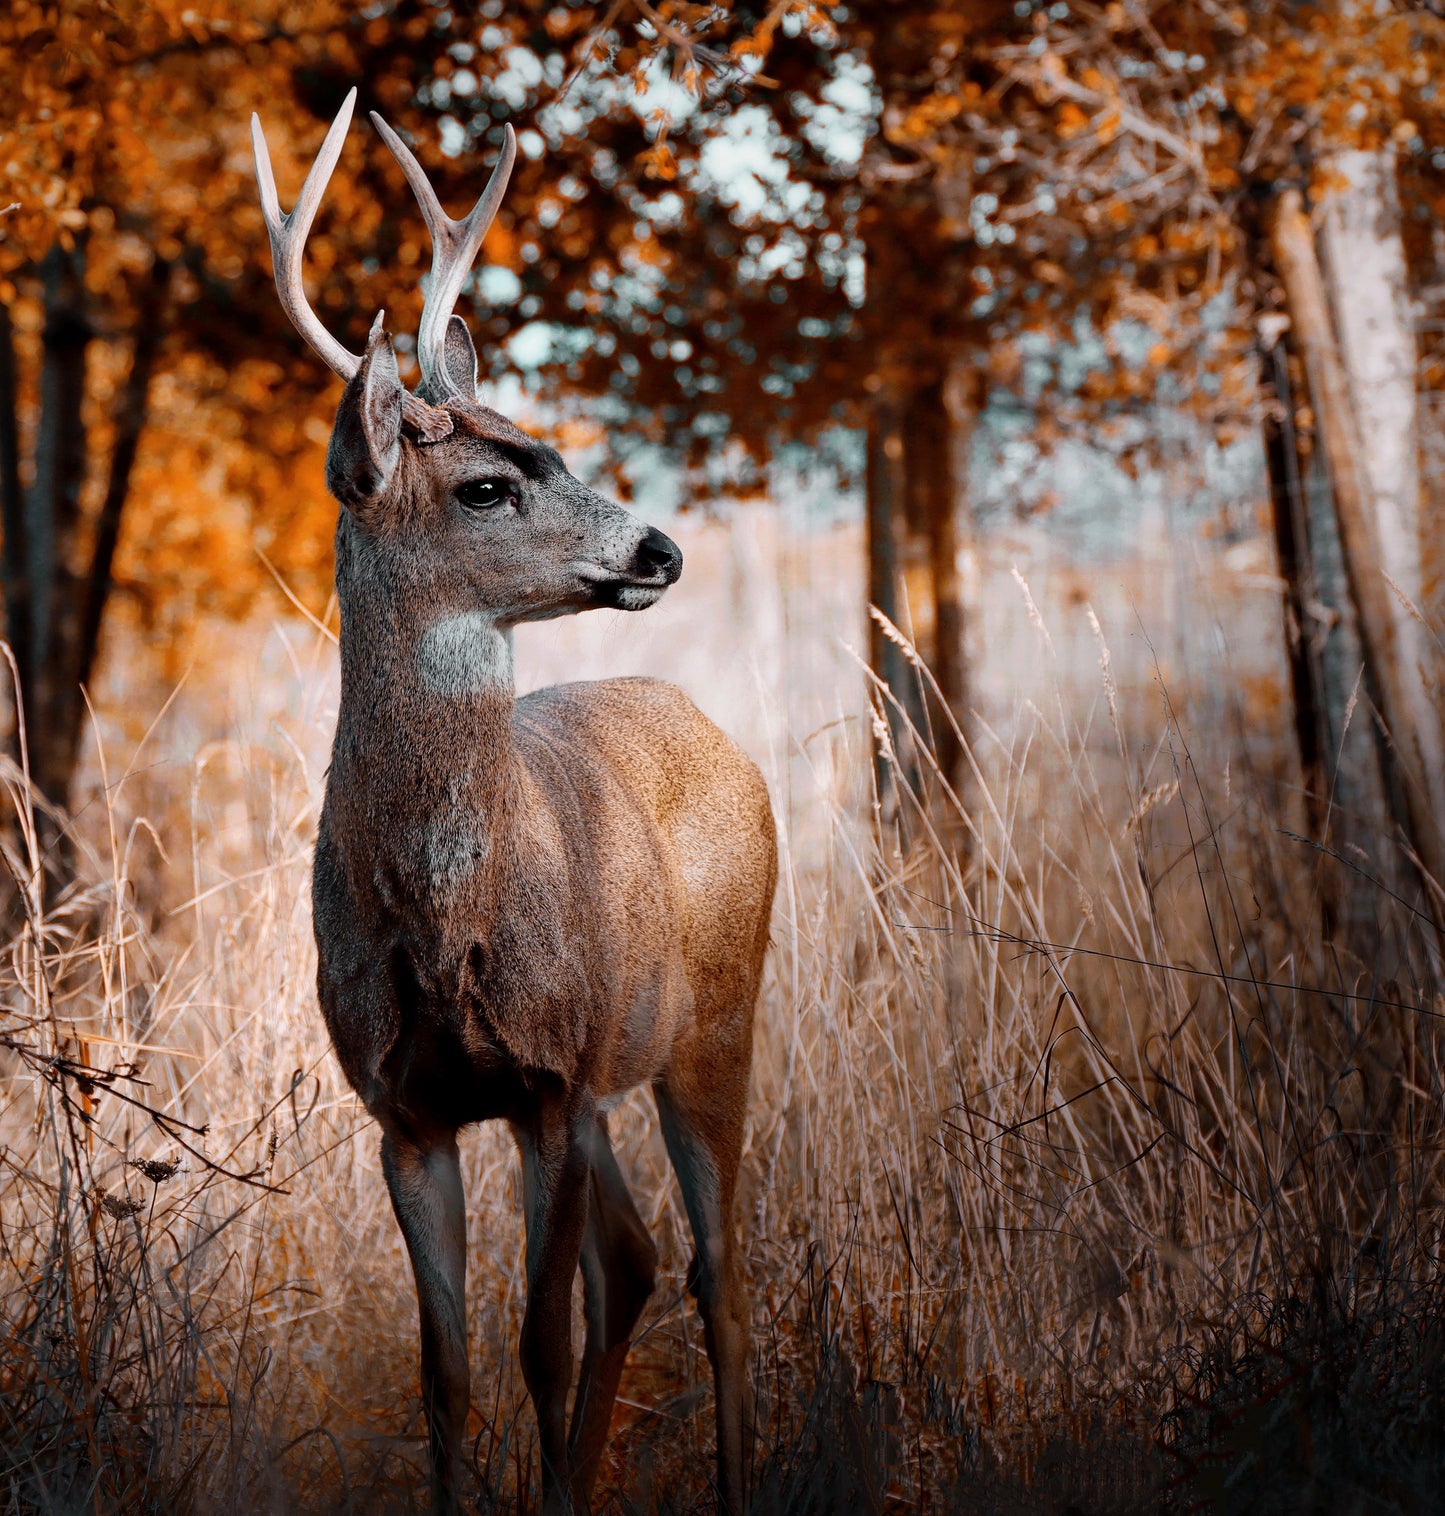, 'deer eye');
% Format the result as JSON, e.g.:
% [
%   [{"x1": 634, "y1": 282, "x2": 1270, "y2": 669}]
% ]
[{"x1": 456, "y1": 477, "x2": 515, "y2": 511}]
